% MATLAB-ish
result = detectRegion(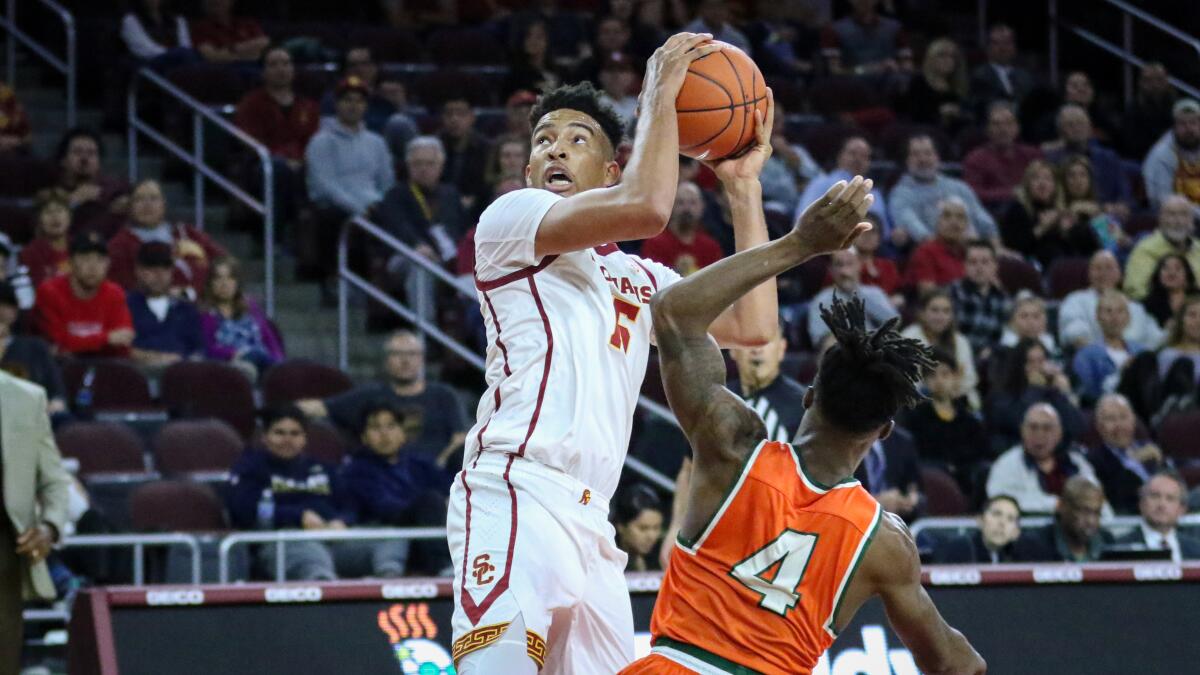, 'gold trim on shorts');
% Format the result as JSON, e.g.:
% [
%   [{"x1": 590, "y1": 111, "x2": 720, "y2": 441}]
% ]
[{"x1": 452, "y1": 622, "x2": 549, "y2": 670}]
